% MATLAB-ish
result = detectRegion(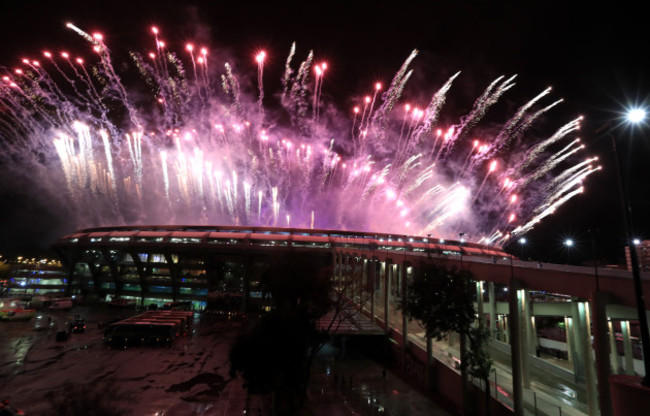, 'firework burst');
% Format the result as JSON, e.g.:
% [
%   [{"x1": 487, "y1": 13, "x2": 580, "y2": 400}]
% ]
[{"x1": 0, "y1": 24, "x2": 599, "y2": 245}]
